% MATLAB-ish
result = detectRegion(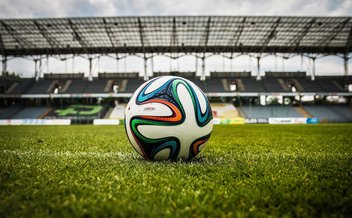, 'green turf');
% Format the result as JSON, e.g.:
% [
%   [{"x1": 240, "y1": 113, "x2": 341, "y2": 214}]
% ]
[{"x1": 0, "y1": 124, "x2": 351, "y2": 217}]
